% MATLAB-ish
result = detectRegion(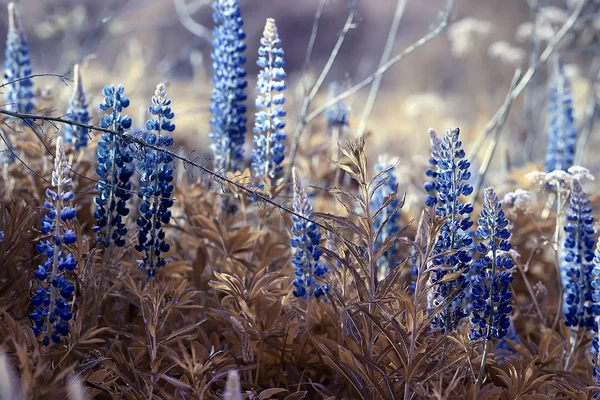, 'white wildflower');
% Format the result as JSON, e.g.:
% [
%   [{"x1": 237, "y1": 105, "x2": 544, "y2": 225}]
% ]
[
  {"x1": 488, "y1": 41, "x2": 526, "y2": 67},
  {"x1": 502, "y1": 189, "x2": 532, "y2": 211},
  {"x1": 525, "y1": 171, "x2": 547, "y2": 185},
  {"x1": 448, "y1": 18, "x2": 493, "y2": 58},
  {"x1": 545, "y1": 170, "x2": 572, "y2": 186},
  {"x1": 567, "y1": 166, "x2": 594, "y2": 181}
]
